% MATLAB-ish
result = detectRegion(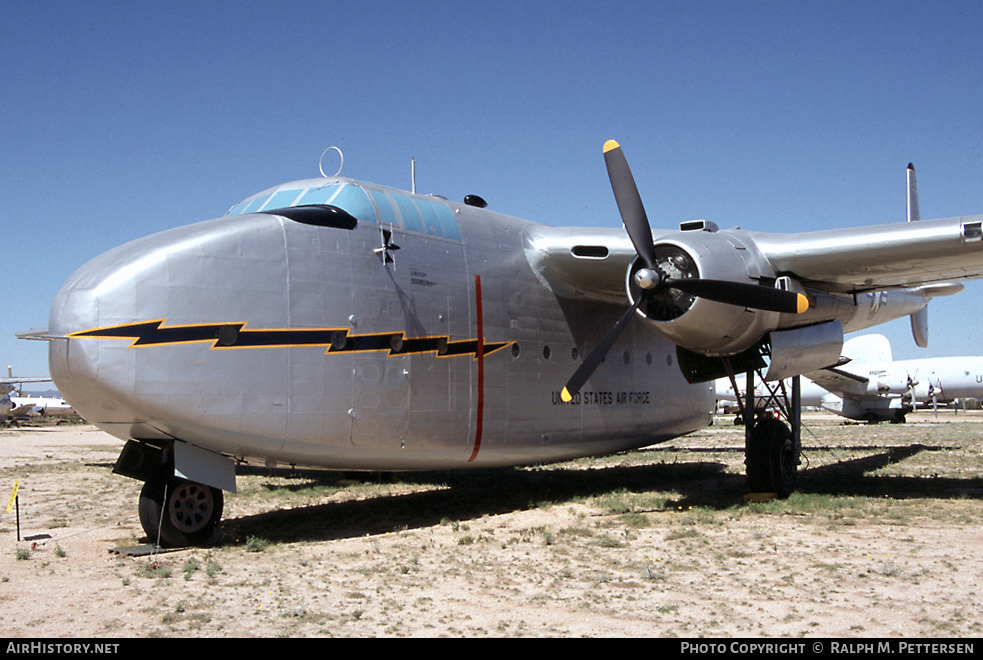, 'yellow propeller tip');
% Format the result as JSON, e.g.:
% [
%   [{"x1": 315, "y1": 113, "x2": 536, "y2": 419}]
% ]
[
  {"x1": 560, "y1": 388, "x2": 573, "y2": 403},
  {"x1": 796, "y1": 294, "x2": 810, "y2": 314},
  {"x1": 603, "y1": 140, "x2": 621, "y2": 153}
]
